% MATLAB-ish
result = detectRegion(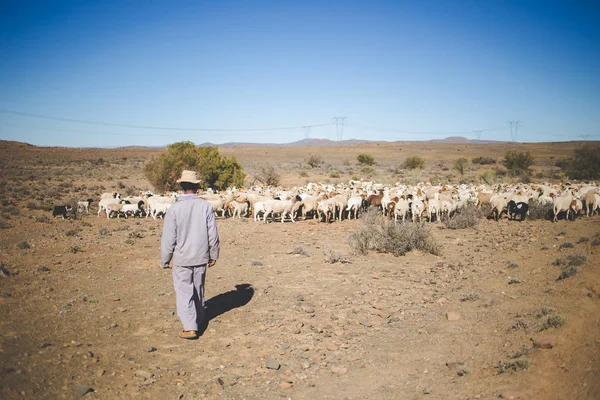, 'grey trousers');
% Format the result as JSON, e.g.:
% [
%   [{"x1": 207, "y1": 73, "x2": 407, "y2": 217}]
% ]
[{"x1": 172, "y1": 264, "x2": 207, "y2": 331}]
